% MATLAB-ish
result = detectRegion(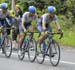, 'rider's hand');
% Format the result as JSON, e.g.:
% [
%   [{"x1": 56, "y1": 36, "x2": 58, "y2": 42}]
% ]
[
  {"x1": 41, "y1": 30, "x2": 49, "y2": 35},
  {"x1": 45, "y1": 31, "x2": 49, "y2": 34},
  {"x1": 58, "y1": 29, "x2": 63, "y2": 36}
]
